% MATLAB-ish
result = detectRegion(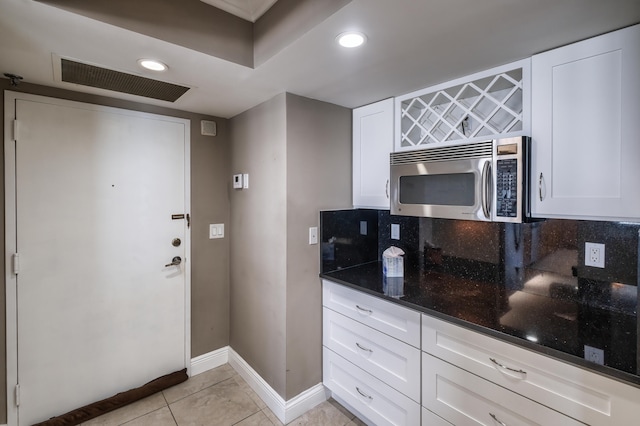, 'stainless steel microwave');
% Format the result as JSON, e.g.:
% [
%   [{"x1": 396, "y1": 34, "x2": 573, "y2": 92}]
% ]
[{"x1": 390, "y1": 137, "x2": 532, "y2": 222}]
